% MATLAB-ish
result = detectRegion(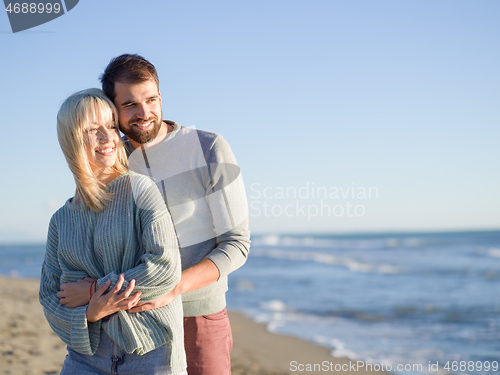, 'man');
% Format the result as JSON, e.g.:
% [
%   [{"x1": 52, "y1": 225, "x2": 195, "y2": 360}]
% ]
[{"x1": 59, "y1": 54, "x2": 250, "y2": 375}]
